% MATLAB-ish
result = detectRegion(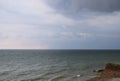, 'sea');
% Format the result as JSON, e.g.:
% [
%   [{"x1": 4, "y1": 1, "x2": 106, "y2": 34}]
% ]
[{"x1": 0, "y1": 50, "x2": 120, "y2": 81}]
